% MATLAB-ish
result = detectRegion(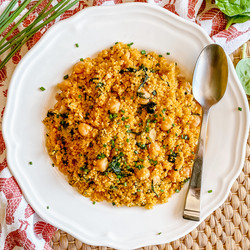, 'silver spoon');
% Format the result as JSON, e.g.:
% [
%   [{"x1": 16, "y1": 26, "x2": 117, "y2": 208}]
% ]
[{"x1": 183, "y1": 44, "x2": 228, "y2": 221}]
